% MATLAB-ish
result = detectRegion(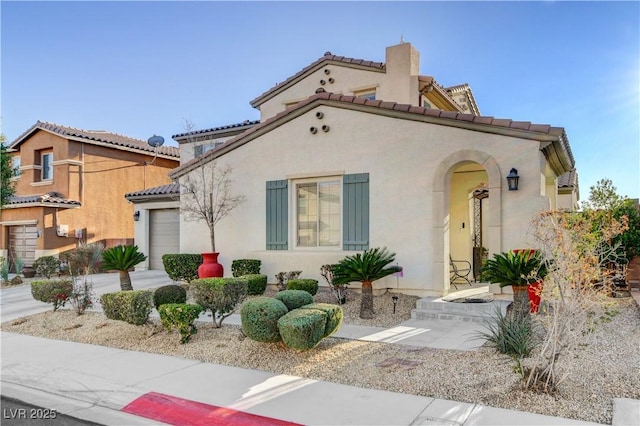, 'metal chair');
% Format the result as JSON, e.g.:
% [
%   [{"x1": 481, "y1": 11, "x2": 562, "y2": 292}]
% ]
[{"x1": 450, "y1": 256, "x2": 473, "y2": 290}]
